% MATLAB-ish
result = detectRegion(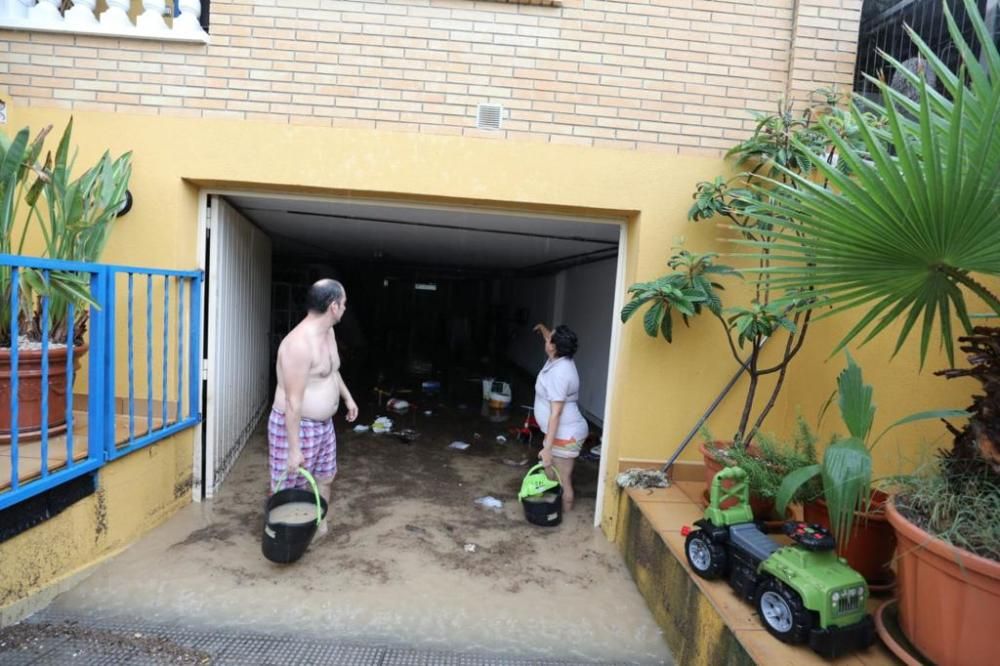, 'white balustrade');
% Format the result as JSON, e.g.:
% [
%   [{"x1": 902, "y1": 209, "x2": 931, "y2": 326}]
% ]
[
  {"x1": 28, "y1": 0, "x2": 61, "y2": 26},
  {"x1": 1, "y1": 0, "x2": 209, "y2": 43},
  {"x1": 136, "y1": 0, "x2": 168, "y2": 34},
  {"x1": 100, "y1": 0, "x2": 134, "y2": 32},
  {"x1": 0, "y1": 0, "x2": 32, "y2": 20},
  {"x1": 173, "y1": 0, "x2": 204, "y2": 39},
  {"x1": 63, "y1": 0, "x2": 97, "y2": 27}
]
